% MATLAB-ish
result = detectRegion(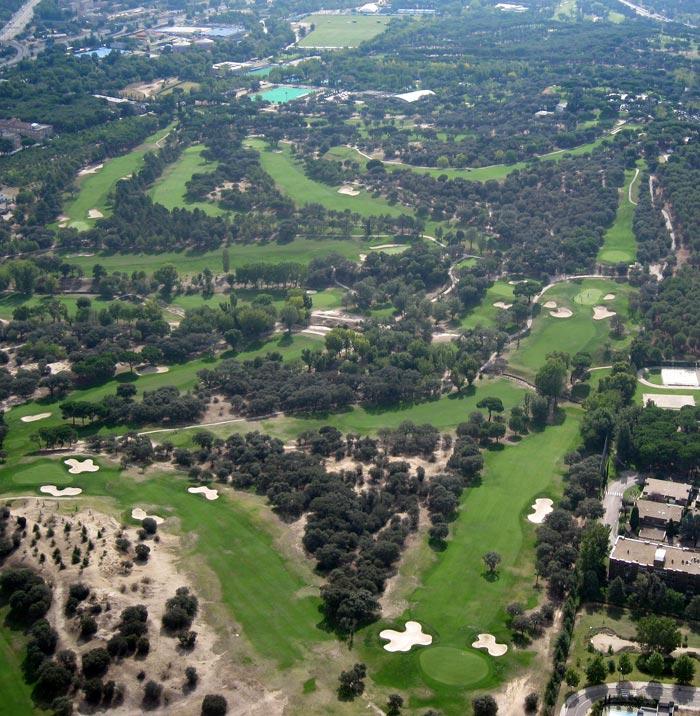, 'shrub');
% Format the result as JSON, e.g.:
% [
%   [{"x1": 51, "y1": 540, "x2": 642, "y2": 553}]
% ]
[{"x1": 201, "y1": 694, "x2": 228, "y2": 715}]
